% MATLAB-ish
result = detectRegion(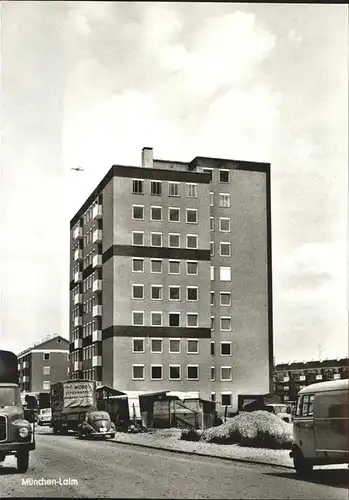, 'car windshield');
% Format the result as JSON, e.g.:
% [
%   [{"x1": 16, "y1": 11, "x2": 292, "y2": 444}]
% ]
[
  {"x1": 0, "y1": 387, "x2": 21, "y2": 407},
  {"x1": 273, "y1": 405, "x2": 287, "y2": 414},
  {"x1": 41, "y1": 409, "x2": 51, "y2": 415}
]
